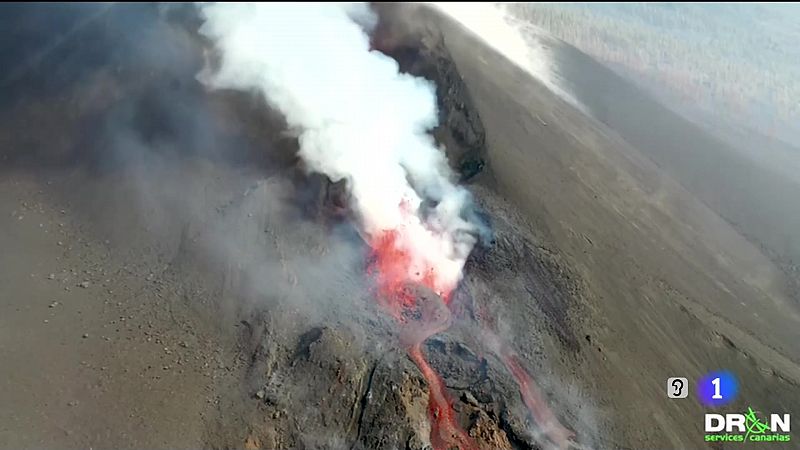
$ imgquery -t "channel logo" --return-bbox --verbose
[697,370,738,407]
[705,407,791,443]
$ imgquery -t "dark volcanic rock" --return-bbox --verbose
[372,6,489,183]
[282,326,369,447]
[353,355,431,450]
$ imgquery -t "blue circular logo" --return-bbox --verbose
[697,371,738,407]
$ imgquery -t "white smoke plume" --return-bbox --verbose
[430,2,586,113]
[198,3,477,295]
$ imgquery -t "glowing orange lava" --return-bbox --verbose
[501,349,575,450]
[368,229,475,450]
[368,226,572,450]
[409,345,476,450]
[477,308,574,449]
[368,229,446,318]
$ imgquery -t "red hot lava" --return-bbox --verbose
[368,229,476,450]
[368,223,574,450]
[480,314,575,449]
[409,346,476,450]
[368,229,440,319]
[502,351,575,449]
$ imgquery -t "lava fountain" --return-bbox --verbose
[369,228,477,450]
[369,225,575,450]
[199,3,573,449]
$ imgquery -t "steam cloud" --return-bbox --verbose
[430,2,585,113]
[198,3,478,294]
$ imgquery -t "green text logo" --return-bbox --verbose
[705,407,791,443]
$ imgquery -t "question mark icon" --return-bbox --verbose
[668,377,688,398]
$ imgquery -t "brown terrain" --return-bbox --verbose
[1,4,798,450]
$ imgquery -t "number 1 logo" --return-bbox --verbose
[711,377,722,399]
[697,371,738,407]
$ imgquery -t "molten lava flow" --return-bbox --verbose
[501,348,575,450]
[371,228,575,450]
[368,229,440,320]
[477,308,574,449]
[369,229,476,450]
[408,345,476,450]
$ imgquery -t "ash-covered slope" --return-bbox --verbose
[2,4,799,450]
[208,5,800,448]
[412,6,800,450]
[0,4,581,449]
